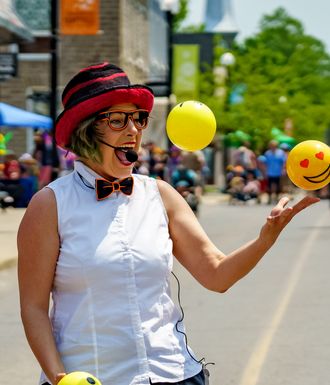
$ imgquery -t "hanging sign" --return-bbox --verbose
[60,0,100,35]
[172,44,200,102]
[0,53,17,80]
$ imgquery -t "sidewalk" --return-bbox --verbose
[201,191,230,205]
[0,208,25,270]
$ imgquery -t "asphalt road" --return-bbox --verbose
[1,196,329,385]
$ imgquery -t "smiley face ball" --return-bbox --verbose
[166,101,216,152]
[58,372,102,385]
[286,140,330,190]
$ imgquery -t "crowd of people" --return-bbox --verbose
[1,132,328,210]
[0,131,77,208]
[0,133,212,209]
[224,140,295,204]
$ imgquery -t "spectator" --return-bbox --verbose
[17,153,40,207]
[166,145,182,182]
[227,165,246,203]
[1,153,23,206]
[279,143,294,196]
[233,141,257,171]
[243,170,261,201]
[263,140,286,204]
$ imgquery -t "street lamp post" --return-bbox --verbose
[219,52,235,175]
[220,51,235,111]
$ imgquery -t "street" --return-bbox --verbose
[1,196,329,385]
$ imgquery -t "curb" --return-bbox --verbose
[0,257,17,271]
[201,193,230,205]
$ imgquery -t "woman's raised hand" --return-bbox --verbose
[260,195,320,243]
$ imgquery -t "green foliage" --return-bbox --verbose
[0,131,13,155]
[179,23,206,33]
[172,0,205,33]
[172,0,189,32]
[201,7,330,150]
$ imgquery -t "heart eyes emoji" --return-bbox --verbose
[286,140,330,190]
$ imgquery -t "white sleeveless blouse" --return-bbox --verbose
[41,161,202,385]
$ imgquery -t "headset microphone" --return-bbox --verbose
[125,149,138,162]
[98,139,138,163]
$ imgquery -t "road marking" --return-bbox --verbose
[238,210,328,385]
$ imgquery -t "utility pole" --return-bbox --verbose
[50,0,59,180]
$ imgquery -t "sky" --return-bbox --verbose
[183,0,330,53]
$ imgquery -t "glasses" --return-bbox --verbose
[95,109,150,131]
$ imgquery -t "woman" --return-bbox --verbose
[17,63,318,385]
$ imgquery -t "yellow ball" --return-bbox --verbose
[166,101,216,152]
[286,140,330,190]
[58,372,102,385]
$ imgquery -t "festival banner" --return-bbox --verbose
[172,44,200,101]
[60,0,100,35]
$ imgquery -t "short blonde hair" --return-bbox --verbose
[69,117,104,162]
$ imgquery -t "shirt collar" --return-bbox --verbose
[74,160,103,188]
[74,160,133,190]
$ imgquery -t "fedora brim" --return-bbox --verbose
[55,85,154,149]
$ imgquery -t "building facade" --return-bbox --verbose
[0,0,170,156]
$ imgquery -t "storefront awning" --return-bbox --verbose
[0,0,33,44]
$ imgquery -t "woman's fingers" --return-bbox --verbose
[267,206,292,223]
[277,196,291,208]
[261,195,320,242]
[269,195,319,219]
[267,195,320,226]
[269,196,291,217]
[291,195,320,216]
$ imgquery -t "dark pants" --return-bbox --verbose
[150,370,205,385]
[267,176,281,195]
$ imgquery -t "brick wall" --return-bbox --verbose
[59,0,121,86]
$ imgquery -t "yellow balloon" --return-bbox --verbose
[286,140,330,190]
[166,101,216,151]
[58,372,102,385]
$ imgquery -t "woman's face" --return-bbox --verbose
[89,103,146,179]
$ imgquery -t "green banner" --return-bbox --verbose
[172,44,200,101]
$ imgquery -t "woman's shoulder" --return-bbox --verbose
[22,187,57,226]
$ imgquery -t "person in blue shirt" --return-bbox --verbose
[263,140,287,204]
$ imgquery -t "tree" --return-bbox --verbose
[172,0,205,32]
[172,0,189,32]
[203,7,330,150]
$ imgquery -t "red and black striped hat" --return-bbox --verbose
[55,62,154,148]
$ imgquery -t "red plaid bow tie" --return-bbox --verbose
[95,177,134,200]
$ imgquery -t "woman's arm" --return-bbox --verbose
[157,180,319,293]
[17,188,66,384]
